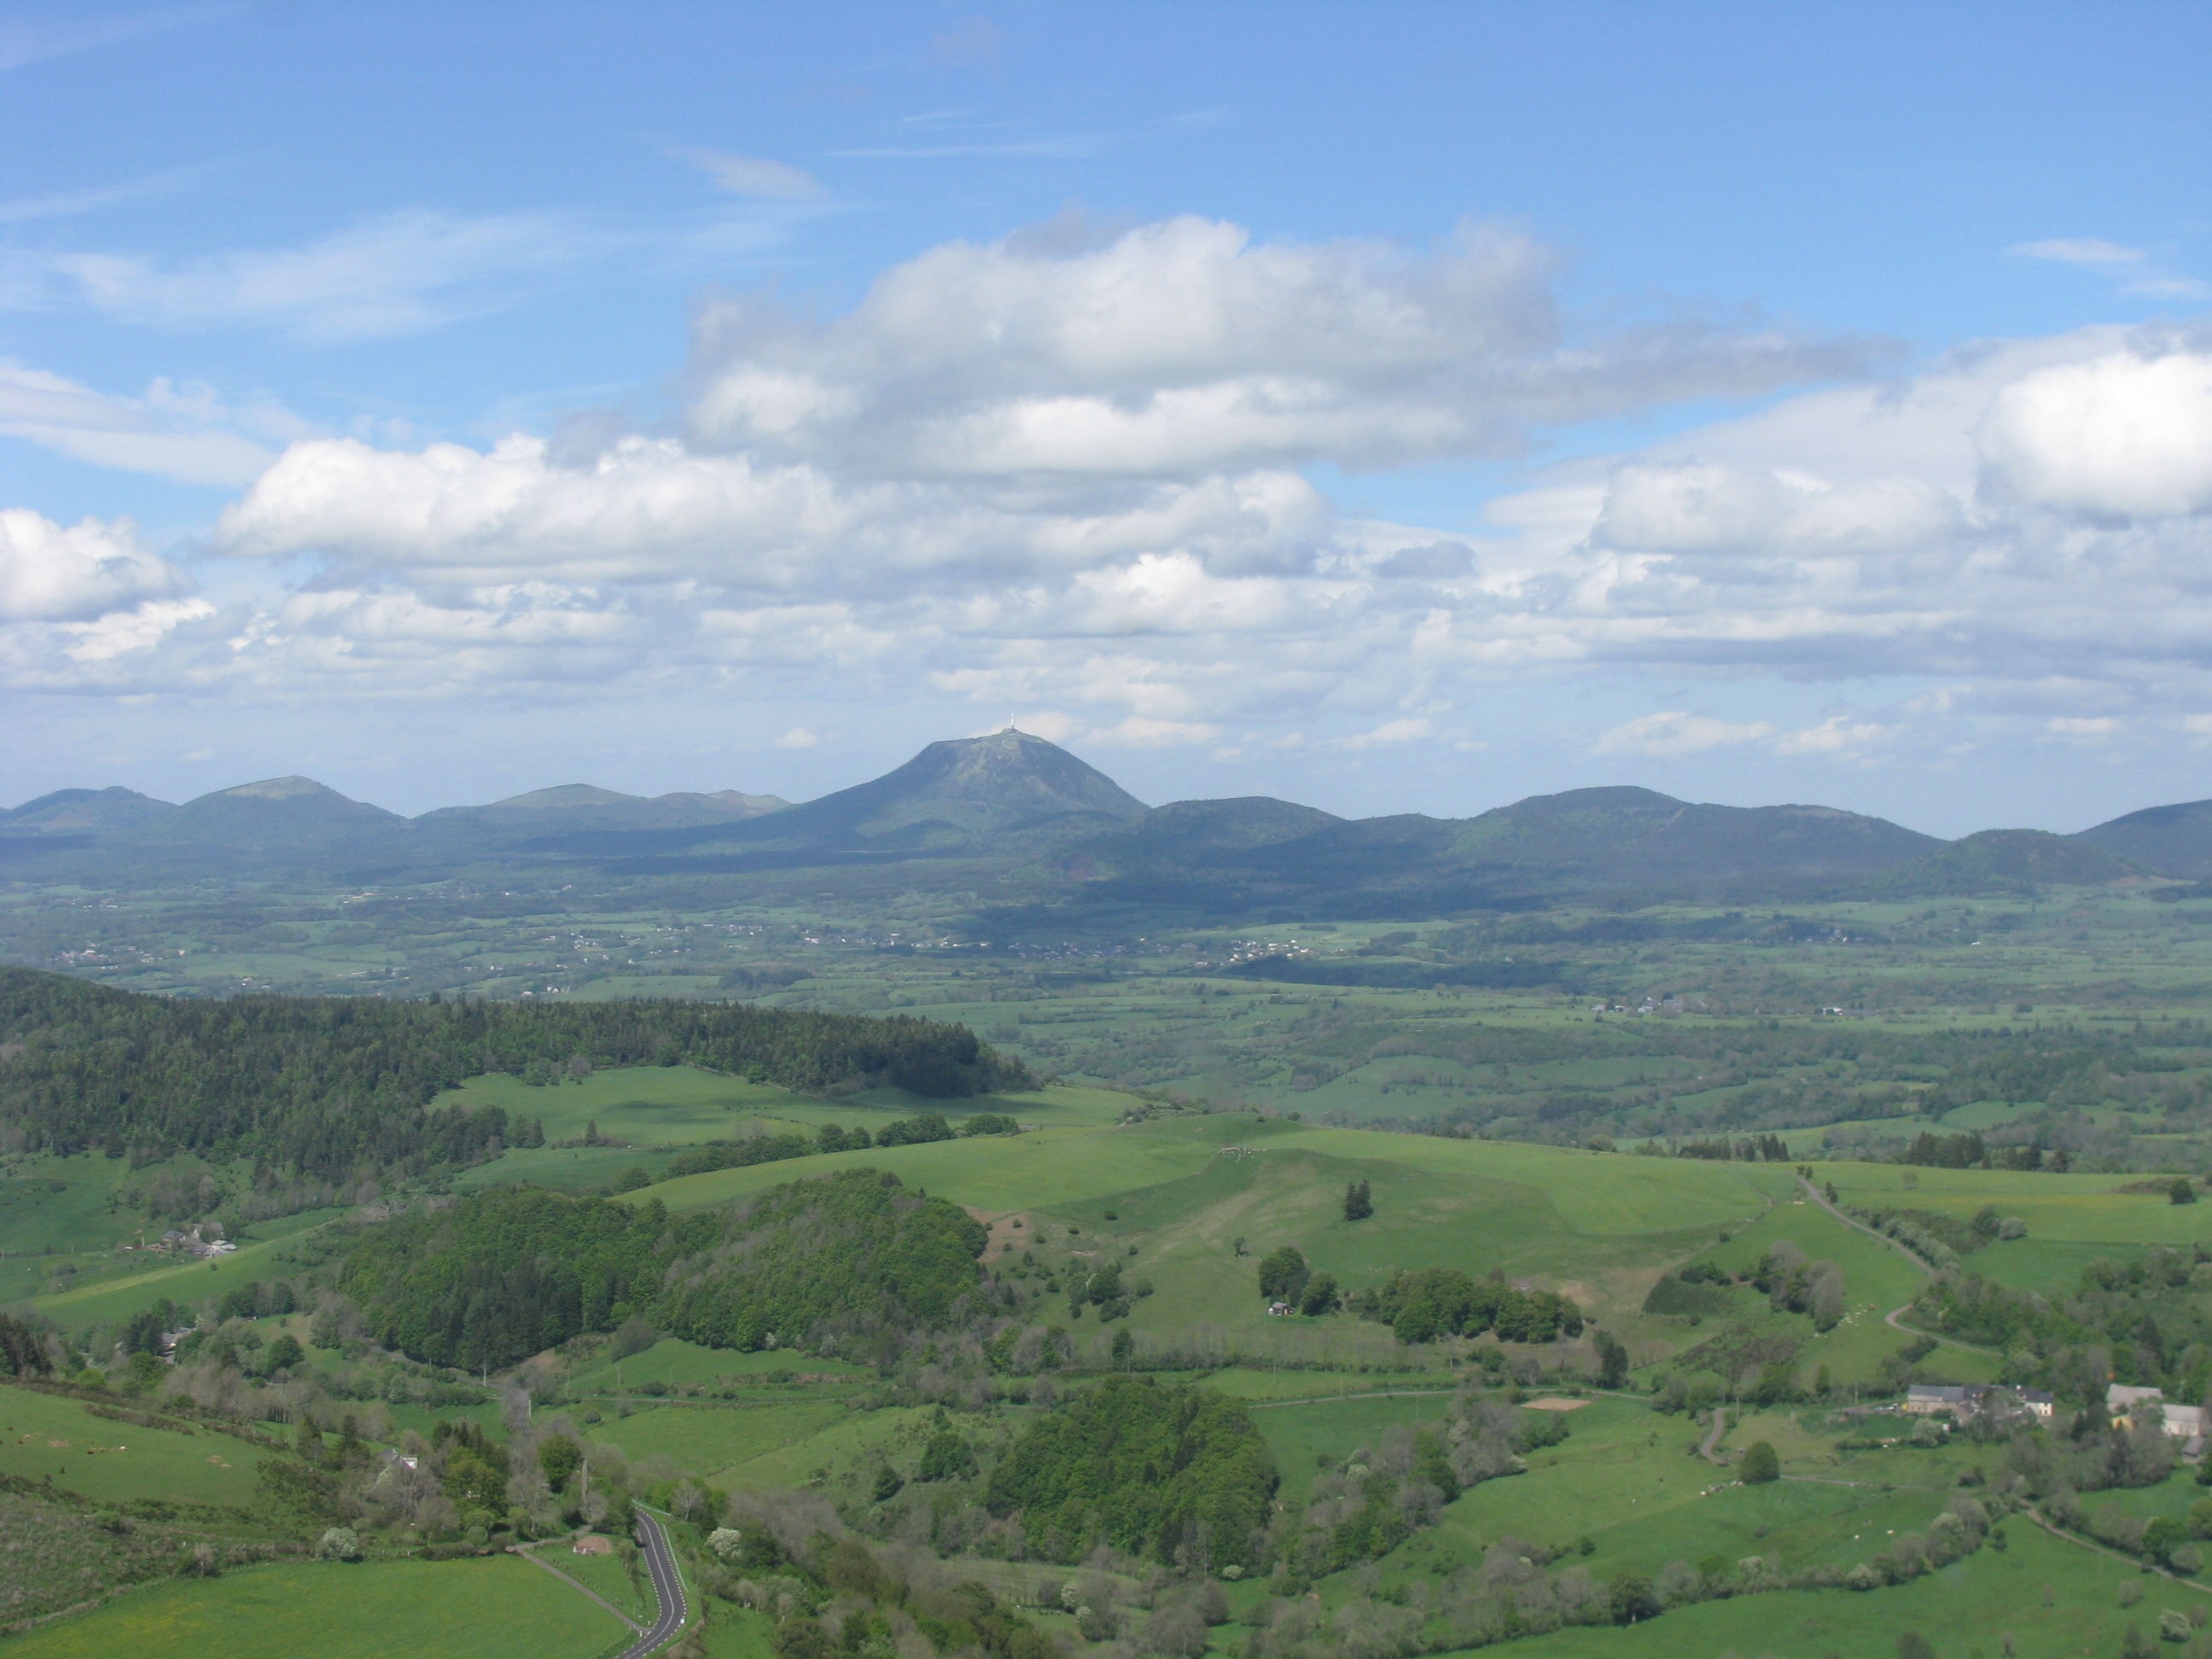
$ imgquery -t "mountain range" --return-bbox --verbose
[4,729,2209,920]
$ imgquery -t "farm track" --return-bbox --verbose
[1796,1176,2000,1355]
[1699,1405,1729,1463]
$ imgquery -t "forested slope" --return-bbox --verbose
[0,966,1030,1179]
[341,1169,992,1370]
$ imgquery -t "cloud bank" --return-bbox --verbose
[5,215,2211,775]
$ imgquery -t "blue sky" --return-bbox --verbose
[2,1,2209,833]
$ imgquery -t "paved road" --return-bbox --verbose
[616,1509,689,1659]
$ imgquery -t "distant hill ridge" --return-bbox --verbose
[4,728,2209,905]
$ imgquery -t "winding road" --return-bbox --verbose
[616,1509,690,1659]
[1795,1175,1998,1355]
[1699,1404,1729,1463]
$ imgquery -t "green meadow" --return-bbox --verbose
[544,1537,656,1625]
[588,1398,856,1481]
[1503,1522,2207,1659]
[0,1387,274,1509]
[0,1556,626,1659]
[564,1336,869,1395]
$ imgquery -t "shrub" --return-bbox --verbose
[1257,1247,1308,1304]
[1300,1273,1341,1316]
[1738,1441,1780,1484]
[917,1431,975,1482]
[1609,1572,1660,1624]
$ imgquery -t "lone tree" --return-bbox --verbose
[1342,1179,1373,1221]
[1739,1440,1781,1484]
[1592,1329,1630,1389]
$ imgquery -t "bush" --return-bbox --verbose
[317,1527,364,1561]
[917,1430,975,1482]
[876,1114,955,1147]
[1738,1441,1780,1484]
[1299,1273,1341,1316]
[1609,1572,1660,1624]
[1257,1247,1308,1304]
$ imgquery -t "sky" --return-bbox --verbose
[2,1,2209,836]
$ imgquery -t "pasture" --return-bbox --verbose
[1502,1522,2209,1659]
[0,1555,627,1659]
[1822,1161,2212,1245]
[588,1398,864,1485]
[0,1386,271,1509]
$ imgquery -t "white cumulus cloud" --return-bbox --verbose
[0,509,190,621]
[1978,349,2212,519]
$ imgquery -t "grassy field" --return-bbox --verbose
[29,1221,335,1328]
[1662,1193,1953,1387]
[432,1068,1132,1150]
[431,1064,825,1144]
[1227,1378,2212,1659]
[0,1555,629,1658]
[542,1536,655,1625]
[586,1398,858,1481]
[0,1386,273,1509]
[1500,1521,2208,1659]
[633,1113,1781,1355]
[1823,1161,2212,1243]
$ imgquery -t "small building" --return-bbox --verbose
[2106,1385,2203,1440]
[1903,1383,2054,1423]
[1903,1384,1969,1416]
[1266,1301,1293,1318]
